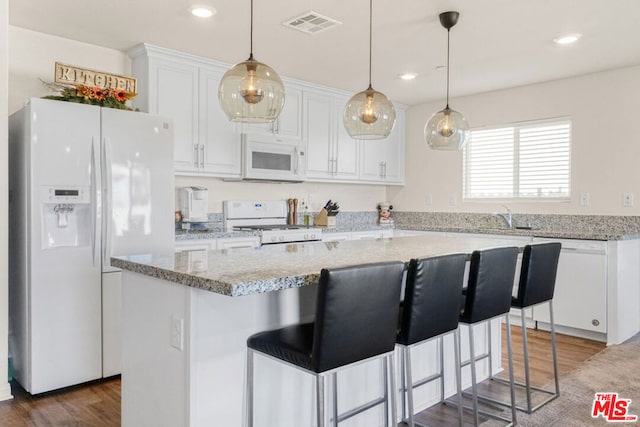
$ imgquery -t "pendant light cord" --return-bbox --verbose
[368,0,373,89]
[249,0,254,60]
[445,27,450,109]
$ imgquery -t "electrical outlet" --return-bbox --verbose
[580,192,590,206]
[425,195,433,206]
[170,316,184,351]
[449,194,457,206]
[623,192,634,207]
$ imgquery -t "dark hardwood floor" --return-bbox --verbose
[0,326,605,426]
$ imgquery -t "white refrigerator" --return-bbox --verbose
[8,98,174,394]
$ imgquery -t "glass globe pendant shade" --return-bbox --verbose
[424,106,470,150]
[343,87,396,140]
[218,56,285,123]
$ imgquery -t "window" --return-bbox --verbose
[463,119,571,200]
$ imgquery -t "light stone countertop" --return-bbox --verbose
[113,235,523,297]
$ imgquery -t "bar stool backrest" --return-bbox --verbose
[311,261,405,373]
[461,247,519,324]
[398,253,468,346]
[514,243,562,308]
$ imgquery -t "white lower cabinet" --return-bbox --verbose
[532,238,607,335]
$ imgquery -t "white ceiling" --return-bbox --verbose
[9,0,640,106]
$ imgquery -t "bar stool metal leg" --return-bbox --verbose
[468,324,480,427]
[453,329,464,427]
[400,348,407,422]
[439,337,445,402]
[403,347,415,427]
[317,374,325,427]
[389,353,398,427]
[382,357,389,426]
[246,349,254,427]
[332,372,338,427]
[521,308,532,411]
[550,301,560,397]
[505,315,517,425]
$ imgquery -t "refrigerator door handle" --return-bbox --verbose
[91,137,101,267]
[102,137,113,268]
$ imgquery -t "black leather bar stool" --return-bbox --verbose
[245,261,405,427]
[396,253,468,427]
[455,246,519,426]
[509,242,562,413]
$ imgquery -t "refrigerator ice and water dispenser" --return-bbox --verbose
[40,186,91,249]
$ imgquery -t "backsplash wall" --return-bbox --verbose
[174,176,388,214]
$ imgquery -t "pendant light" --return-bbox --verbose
[343,0,396,140]
[424,11,470,150]
[218,0,285,123]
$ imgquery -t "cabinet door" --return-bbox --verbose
[334,99,359,180]
[241,86,303,142]
[359,108,405,184]
[199,68,241,176]
[305,92,359,182]
[532,239,607,334]
[275,87,303,140]
[150,59,199,173]
[304,92,334,179]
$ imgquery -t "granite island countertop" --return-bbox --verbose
[114,234,522,297]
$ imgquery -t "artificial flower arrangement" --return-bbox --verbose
[42,80,138,111]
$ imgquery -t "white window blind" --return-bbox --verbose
[463,119,571,200]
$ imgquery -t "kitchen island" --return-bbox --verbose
[113,235,526,427]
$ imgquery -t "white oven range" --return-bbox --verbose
[223,200,322,245]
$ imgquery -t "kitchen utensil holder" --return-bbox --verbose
[313,209,336,227]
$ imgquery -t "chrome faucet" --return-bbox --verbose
[495,205,514,229]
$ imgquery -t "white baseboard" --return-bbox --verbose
[0,381,13,402]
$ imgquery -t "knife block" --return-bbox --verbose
[313,208,336,227]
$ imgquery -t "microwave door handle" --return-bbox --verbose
[294,147,300,175]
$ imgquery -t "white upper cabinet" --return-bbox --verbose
[130,44,241,177]
[304,91,359,181]
[241,85,303,142]
[199,68,241,176]
[130,44,405,184]
[359,108,405,185]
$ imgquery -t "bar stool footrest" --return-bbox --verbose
[444,397,515,426]
[336,395,387,423]
[489,376,560,413]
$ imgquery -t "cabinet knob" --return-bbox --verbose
[592,319,600,327]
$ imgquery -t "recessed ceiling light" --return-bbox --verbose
[553,34,581,45]
[190,5,216,18]
[399,73,418,81]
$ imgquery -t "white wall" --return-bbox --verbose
[1,0,12,402]
[175,176,386,214]
[389,65,640,215]
[8,26,131,114]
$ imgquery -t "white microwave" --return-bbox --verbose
[240,135,306,182]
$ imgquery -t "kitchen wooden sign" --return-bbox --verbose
[54,62,137,93]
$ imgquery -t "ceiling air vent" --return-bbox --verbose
[283,11,342,35]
